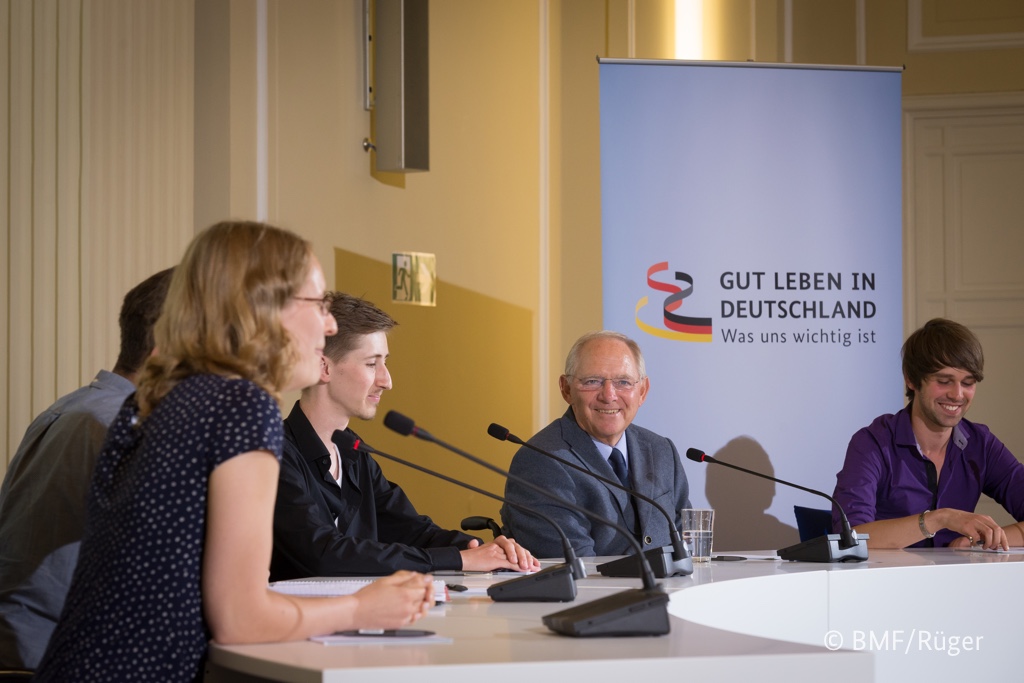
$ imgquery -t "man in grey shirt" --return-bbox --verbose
[0,268,172,670]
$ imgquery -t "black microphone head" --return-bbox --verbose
[487,423,510,441]
[383,410,416,436]
[333,430,360,452]
[490,423,527,445]
[685,448,708,463]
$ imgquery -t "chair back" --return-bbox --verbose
[460,516,502,539]
[793,505,834,542]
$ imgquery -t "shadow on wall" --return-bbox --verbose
[705,436,800,551]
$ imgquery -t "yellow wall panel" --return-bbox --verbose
[334,248,533,534]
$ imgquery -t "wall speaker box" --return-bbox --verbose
[375,0,429,172]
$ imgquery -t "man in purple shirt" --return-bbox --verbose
[833,318,1024,549]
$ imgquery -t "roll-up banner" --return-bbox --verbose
[600,60,903,549]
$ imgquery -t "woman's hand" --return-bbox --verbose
[352,571,436,628]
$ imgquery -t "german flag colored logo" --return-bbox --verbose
[635,262,713,342]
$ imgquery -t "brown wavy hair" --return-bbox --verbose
[136,221,313,416]
[902,318,984,404]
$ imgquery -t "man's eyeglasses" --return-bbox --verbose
[292,295,332,316]
[567,376,643,393]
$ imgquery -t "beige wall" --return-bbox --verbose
[2,0,194,463]
[3,0,1023,533]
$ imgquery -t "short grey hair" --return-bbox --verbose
[563,330,647,380]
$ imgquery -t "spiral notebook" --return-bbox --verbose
[269,576,449,603]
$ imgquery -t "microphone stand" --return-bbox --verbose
[384,411,671,637]
[334,431,582,602]
[686,448,868,563]
[488,423,692,578]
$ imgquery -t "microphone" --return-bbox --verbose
[685,448,868,563]
[487,423,692,579]
[384,411,670,637]
[332,431,583,602]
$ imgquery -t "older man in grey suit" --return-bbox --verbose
[502,331,691,558]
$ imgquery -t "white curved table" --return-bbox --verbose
[670,548,1021,681]
[206,549,1021,682]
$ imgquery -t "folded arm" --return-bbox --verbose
[202,451,434,644]
[272,449,463,576]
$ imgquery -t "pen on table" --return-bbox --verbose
[446,583,468,592]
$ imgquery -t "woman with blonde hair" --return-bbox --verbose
[36,221,434,682]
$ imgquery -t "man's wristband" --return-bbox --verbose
[918,510,935,539]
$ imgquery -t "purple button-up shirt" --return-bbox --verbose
[833,407,1024,548]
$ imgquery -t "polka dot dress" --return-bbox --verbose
[35,374,283,682]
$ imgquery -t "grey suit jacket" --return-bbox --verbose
[500,407,691,558]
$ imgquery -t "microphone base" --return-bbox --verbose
[487,563,577,602]
[596,546,693,578]
[542,587,670,637]
[777,533,870,563]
